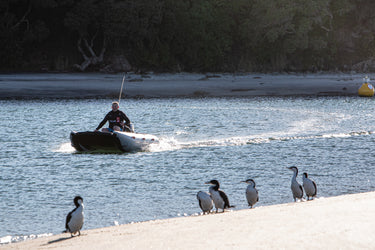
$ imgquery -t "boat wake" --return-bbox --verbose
[149,130,374,152]
[55,130,373,154]
[53,142,76,153]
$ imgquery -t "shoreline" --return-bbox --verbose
[3,191,375,249]
[0,72,366,99]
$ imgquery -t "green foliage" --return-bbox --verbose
[1,0,375,72]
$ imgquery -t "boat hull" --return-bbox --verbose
[70,131,158,152]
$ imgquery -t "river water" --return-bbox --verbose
[1,95,375,243]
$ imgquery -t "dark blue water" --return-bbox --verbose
[1,96,375,243]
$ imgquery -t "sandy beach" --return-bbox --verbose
[0,73,365,98]
[3,191,375,249]
[1,73,373,249]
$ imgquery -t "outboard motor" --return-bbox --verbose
[129,123,135,133]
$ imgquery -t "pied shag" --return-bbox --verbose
[241,179,259,208]
[196,191,213,214]
[302,172,317,200]
[64,196,84,237]
[205,180,234,213]
[287,167,304,202]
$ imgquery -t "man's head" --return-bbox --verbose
[112,101,119,111]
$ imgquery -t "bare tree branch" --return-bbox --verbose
[84,38,97,58]
[90,31,98,48]
[74,35,106,71]
[77,37,89,61]
[11,1,32,31]
[98,38,107,62]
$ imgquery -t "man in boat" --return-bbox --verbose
[95,101,132,132]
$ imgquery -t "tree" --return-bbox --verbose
[241,0,333,71]
[64,0,108,71]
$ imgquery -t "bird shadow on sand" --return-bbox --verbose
[45,234,85,245]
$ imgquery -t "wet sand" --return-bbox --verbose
[3,191,375,249]
[0,73,364,99]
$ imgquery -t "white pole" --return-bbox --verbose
[118,74,126,104]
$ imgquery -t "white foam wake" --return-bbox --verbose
[148,130,374,152]
[54,130,374,154]
[53,142,76,153]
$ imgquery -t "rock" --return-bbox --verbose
[101,55,132,73]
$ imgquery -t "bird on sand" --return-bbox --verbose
[196,191,213,214]
[302,172,317,200]
[64,196,84,237]
[205,179,234,213]
[241,179,259,208]
[287,167,304,202]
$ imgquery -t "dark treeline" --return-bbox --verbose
[1,0,375,73]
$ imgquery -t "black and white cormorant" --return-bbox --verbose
[64,196,84,237]
[196,191,213,214]
[205,180,234,213]
[241,179,259,208]
[287,167,304,202]
[302,172,317,200]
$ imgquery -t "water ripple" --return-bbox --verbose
[1,97,375,243]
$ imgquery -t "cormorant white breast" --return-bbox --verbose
[241,179,259,208]
[64,196,84,237]
[196,191,213,214]
[205,180,234,213]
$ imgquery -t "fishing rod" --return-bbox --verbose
[118,73,134,132]
[118,74,126,104]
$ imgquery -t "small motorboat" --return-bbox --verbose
[70,130,159,152]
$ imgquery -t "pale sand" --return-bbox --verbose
[4,191,375,249]
[0,73,365,98]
